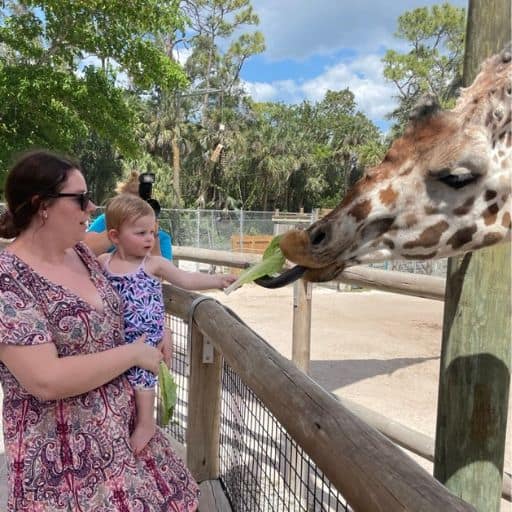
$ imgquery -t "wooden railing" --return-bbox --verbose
[172,245,511,502]
[166,284,475,511]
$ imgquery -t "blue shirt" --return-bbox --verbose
[88,213,173,260]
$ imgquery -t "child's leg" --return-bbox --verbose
[130,388,157,454]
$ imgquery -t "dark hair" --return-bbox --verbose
[0,149,82,238]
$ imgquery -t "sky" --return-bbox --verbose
[240,0,467,132]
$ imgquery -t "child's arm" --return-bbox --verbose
[149,256,237,291]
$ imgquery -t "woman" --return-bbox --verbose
[0,150,199,511]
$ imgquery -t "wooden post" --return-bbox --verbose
[186,322,223,482]
[292,278,312,374]
[434,2,511,509]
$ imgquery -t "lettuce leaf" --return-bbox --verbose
[158,361,178,426]
[224,235,285,294]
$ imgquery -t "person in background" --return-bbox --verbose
[99,194,236,453]
[85,171,173,260]
[0,150,199,511]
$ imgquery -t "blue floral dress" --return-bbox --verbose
[104,254,165,389]
[0,242,198,511]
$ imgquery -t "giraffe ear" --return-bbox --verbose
[409,94,440,121]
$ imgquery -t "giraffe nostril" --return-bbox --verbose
[310,227,327,246]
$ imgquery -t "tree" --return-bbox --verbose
[180,0,265,207]
[0,0,188,183]
[382,3,466,135]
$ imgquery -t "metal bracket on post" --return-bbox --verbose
[202,337,214,364]
[187,296,216,366]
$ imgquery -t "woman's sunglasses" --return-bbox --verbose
[46,191,92,211]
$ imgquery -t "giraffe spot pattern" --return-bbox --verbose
[403,220,450,249]
[360,218,395,241]
[379,185,398,207]
[399,165,414,176]
[453,197,475,216]
[483,203,500,225]
[404,214,417,227]
[446,225,478,250]
[485,190,497,201]
[425,206,440,215]
[482,232,503,246]
[502,211,511,229]
[348,199,372,222]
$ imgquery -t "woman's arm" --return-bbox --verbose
[0,335,162,401]
[150,256,236,290]
[84,213,113,256]
[83,231,112,256]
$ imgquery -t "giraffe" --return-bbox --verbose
[264,44,511,286]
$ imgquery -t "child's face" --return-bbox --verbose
[117,214,156,258]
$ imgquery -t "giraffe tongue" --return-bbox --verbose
[254,265,306,288]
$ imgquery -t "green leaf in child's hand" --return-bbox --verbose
[224,235,286,294]
[159,361,177,427]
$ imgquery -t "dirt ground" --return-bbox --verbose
[1,282,511,509]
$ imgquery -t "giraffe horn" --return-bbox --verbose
[501,42,511,63]
[409,94,440,121]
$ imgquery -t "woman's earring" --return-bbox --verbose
[41,210,48,223]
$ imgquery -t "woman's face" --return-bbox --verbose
[44,169,97,244]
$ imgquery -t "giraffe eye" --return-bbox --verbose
[434,167,480,189]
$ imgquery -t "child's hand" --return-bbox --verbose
[217,274,238,290]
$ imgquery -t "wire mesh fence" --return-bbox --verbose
[161,313,350,512]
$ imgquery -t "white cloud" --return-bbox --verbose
[243,55,398,126]
[251,0,467,60]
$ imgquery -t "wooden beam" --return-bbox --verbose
[171,245,446,300]
[292,279,312,373]
[186,322,223,482]
[434,3,511,510]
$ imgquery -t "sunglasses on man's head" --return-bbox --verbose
[46,191,92,211]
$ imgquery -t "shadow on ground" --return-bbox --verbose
[310,356,439,393]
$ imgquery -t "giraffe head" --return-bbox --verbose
[278,45,511,283]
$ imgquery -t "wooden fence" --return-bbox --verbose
[172,244,511,502]
[165,284,475,512]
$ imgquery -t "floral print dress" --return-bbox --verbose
[0,242,199,511]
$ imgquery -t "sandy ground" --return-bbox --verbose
[0,282,511,510]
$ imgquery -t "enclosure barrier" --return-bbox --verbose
[165,284,474,511]
[172,246,446,300]
[172,244,511,502]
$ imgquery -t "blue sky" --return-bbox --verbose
[240,0,467,131]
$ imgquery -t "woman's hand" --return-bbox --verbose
[131,335,163,374]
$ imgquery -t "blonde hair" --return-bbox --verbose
[105,194,154,231]
[115,170,140,195]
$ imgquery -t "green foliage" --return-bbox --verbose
[382,2,466,135]
[0,0,187,181]
[158,361,177,427]
[224,235,285,294]
[74,133,125,206]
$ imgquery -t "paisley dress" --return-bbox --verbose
[103,255,164,390]
[0,243,199,511]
